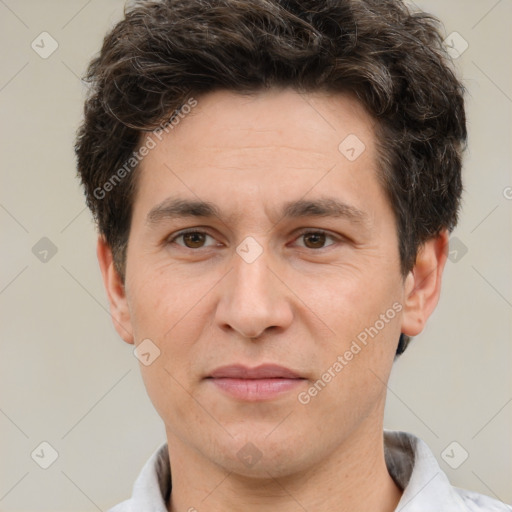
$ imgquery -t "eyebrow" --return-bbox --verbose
[146,196,369,227]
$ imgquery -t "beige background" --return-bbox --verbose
[0,0,511,510]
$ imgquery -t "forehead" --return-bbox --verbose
[163,88,376,158]
[132,88,384,225]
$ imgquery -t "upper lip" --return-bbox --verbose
[208,364,303,379]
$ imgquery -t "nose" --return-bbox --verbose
[215,244,294,340]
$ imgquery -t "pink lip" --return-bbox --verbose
[206,364,305,401]
[208,364,302,379]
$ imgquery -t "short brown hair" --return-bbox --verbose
[75,0,467,356]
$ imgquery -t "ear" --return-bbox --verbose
[96,236,134,344]
[401,229,449,337]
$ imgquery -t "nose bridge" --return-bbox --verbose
[231,244,276,312]
[216,241,292,339]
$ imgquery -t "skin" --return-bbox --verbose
[98,88,448,512]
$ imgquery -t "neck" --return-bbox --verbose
[165,420,402,512]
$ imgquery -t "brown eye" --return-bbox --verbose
[294,230,337,250]
[169,230,217,249]
[182,232,207,248]
[303,232,327,249]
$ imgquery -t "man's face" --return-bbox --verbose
[116,89,413,476]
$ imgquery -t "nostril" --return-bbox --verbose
[248,325,278,340]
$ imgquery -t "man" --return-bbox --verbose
[75,0,511,510]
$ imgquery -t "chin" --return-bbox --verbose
[209,431,312,479]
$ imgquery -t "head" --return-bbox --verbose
[76,0,466,479]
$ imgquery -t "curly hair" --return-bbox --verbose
[75,0,467,356]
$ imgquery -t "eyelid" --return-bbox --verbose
[167,227,219,247]
[291,228,340,248]
[166,227,344,249]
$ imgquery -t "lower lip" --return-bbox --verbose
[208,378,304,401]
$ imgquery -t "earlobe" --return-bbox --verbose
[96,236,134,344]
[400,230,449,337]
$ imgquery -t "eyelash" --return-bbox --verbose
[167,228,340,250]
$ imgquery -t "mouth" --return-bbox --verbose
[205,364,306,401]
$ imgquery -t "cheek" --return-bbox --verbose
[299,259,401,347]
[127,262,209,338]
[297,305,401,434]
[298,265,403,421]
[126,267,210,402]
[132,305,207,434]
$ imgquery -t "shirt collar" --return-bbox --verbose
[383,430,467,511]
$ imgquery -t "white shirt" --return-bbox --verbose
[108,430,511,511]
